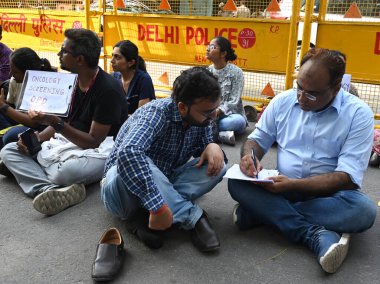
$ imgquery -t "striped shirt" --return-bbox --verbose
[104,98,214,211]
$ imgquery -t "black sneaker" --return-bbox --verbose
[126,208,163,249]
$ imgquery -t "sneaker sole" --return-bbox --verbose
[319,233,350,273]
[33,184,86,215]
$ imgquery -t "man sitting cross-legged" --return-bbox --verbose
[228,48,377,273]
[0,28,128,216]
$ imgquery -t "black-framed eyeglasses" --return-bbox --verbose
[294,81,331,101]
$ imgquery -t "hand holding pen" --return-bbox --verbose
[239,147,263,178]
[251,148,259,178]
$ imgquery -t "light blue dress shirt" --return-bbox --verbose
[248,89,374,188]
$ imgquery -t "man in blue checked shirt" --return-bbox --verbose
[101,67,227,252]
[228,48,377,273]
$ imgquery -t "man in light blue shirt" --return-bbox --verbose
[228,48,377,273]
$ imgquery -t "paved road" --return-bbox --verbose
[1,122,379,283]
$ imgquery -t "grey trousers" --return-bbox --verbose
[0,142,106,197]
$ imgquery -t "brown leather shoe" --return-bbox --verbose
[91,228,125,282]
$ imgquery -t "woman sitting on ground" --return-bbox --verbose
[111,40,155,115]
[206,36,247,145]
[0,47,55,147]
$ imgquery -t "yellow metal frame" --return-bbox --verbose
[318,0,328,21]
[284,0,301,90]
[376,114,380,129]
[2,1,379,128]
[299,0,315,62]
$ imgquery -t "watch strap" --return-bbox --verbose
[51,117,65,133]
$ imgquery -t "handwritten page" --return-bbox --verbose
[223,164,279,183]
[17,70,78,116]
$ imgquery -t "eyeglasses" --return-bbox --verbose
[58,47,75,56]
[295,82,330,101]
[206,44,219,51]
[198,108,218,119]
[294,87,317,101]
[189,105,217,119]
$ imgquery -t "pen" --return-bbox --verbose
[251,148,258,178]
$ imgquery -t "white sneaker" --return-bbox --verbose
[32,184,86,215]
[218,131,235,145]
[232,203,239,225]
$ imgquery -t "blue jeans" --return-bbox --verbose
[0,112,14,130]
[218,114,247,135]
[228,179,377,245]
[2,125,29,146]
[101,158,227,230]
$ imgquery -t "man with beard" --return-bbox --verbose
[101,67,227,252]
[0,28,127,215]
[228,48,377,273]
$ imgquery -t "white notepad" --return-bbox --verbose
[223,164,279,183]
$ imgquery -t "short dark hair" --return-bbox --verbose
[213,36,237,62]
[114,40,146,72]
[64,28,101,68]
[11,47,54,73]
[171,67,221,105]
[300,48,346,86]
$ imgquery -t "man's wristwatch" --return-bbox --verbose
[0,104,10,114]
[51,117,65,133]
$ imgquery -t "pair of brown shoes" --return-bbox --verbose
[92,228,125,282]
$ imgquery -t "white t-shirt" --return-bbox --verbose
[6,77,22,106]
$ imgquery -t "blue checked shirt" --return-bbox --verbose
[104,98,214,212]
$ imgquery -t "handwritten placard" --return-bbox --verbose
[17,70,78,116]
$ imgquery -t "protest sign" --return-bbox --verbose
[17,70,78,116]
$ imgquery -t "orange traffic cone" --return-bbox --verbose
[223,0,237,11]
[158,72,169,85]
[115,0,125,9]
[344,2,362,18]
[159,0,171,11]
[266,0,281,12]
[261,82,275,97]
